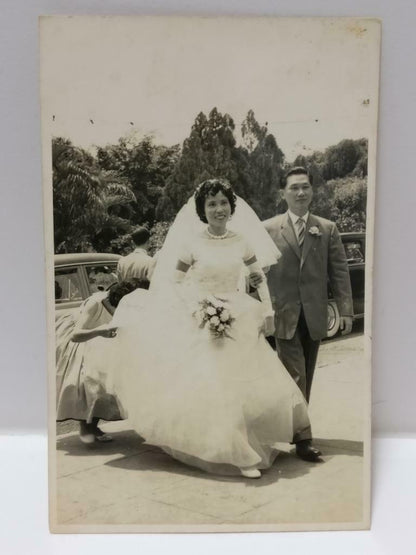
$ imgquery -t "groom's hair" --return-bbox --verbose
[194,178,237,223]
[281,167,313,188]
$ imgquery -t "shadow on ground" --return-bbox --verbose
[57,429,321,485]
[313,438,363,457]
[56,429,148,458]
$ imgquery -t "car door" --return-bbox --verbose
[55,264,90,316]
[83,262,119,295]
[343,237,365,318]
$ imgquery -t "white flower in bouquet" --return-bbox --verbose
[206,294,219,307]
[220,309,230,322]
[210,316,220,326]
[196,296,235,339]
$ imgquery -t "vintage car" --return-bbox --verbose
[54,253,120,317]
[326,232,365,337]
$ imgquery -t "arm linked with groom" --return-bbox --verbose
[263,166,354,460]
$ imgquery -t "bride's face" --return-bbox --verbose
[204,191,231,228]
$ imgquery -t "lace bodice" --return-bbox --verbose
[179,232,254,295]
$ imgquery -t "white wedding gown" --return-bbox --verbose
[90,232,310,475]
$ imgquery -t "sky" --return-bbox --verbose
[41,16,380,161]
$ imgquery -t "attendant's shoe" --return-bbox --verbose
[240,468,261,479]
[295,439,322,462]
[79,422,95,444]
[91,426,113,443]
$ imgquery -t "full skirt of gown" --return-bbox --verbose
[87,287,310,475]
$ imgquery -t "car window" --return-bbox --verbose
[55,268,83,303]
[344,241,364,264]
[86,264,118,293]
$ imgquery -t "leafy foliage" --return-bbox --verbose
[52,138,136,253]
[52,111,368,255]
[156,109,240,218]
[295,138,368,183]
[148,221,172,257]
[237,110,285,218]
[97,136,180,225]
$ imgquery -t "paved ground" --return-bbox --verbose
[54,333,367,531]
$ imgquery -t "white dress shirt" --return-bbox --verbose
[117,248,156,282]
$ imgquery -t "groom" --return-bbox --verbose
[263,167,353,461]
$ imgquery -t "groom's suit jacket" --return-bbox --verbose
[264,212,353,341]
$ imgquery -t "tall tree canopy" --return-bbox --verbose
[53,138,135,253]
[237,110,285,218]
[97,136,180,225]
[157,109,240,219]
[156,108,285,220]
[52,111,368,254]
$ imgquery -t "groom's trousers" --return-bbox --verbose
[275,310,321,442]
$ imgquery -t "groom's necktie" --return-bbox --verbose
[296,217,306,248]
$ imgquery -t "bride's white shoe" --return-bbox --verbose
[240,468,261,478]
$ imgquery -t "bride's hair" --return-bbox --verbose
[194,178,237,223]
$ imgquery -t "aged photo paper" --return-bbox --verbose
[40,16,380,533]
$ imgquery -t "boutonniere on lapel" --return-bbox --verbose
[308,226,322,237]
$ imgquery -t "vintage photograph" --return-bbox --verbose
[40,16,380,532]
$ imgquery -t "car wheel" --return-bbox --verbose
[327,300,340,338]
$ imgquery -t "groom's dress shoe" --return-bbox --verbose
[295,440,322,462]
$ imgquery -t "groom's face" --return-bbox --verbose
[283,173,313,216]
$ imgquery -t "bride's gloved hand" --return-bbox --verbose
[249,271,263,289]
[263,315,275,337]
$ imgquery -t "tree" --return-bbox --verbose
[157,108,286,221]
[323,139,364,180]
[52,138,135,253]
[157,108,240,218]
[293,152,325,187]
[97,137,180,225]
[238,110,285,218]
[53,120,369,254]
[330,177,367,232]
[311,177,367,231]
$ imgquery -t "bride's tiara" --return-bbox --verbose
[194,178,233,197]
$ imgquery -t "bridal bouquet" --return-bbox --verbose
[194,295,235,340]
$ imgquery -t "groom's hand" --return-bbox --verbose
[249,272,263,289]
[340,316,353,335]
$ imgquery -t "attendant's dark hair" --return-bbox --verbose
[107,278,149,308]
[131,226,150,246]
[194,178,237,223]
[281,166,313,188]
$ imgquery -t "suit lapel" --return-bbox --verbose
[281,213,301,259]
[301,214,320,269]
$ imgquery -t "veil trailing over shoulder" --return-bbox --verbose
[150,194,281,294]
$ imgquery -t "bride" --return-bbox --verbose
[96,178,311,478]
